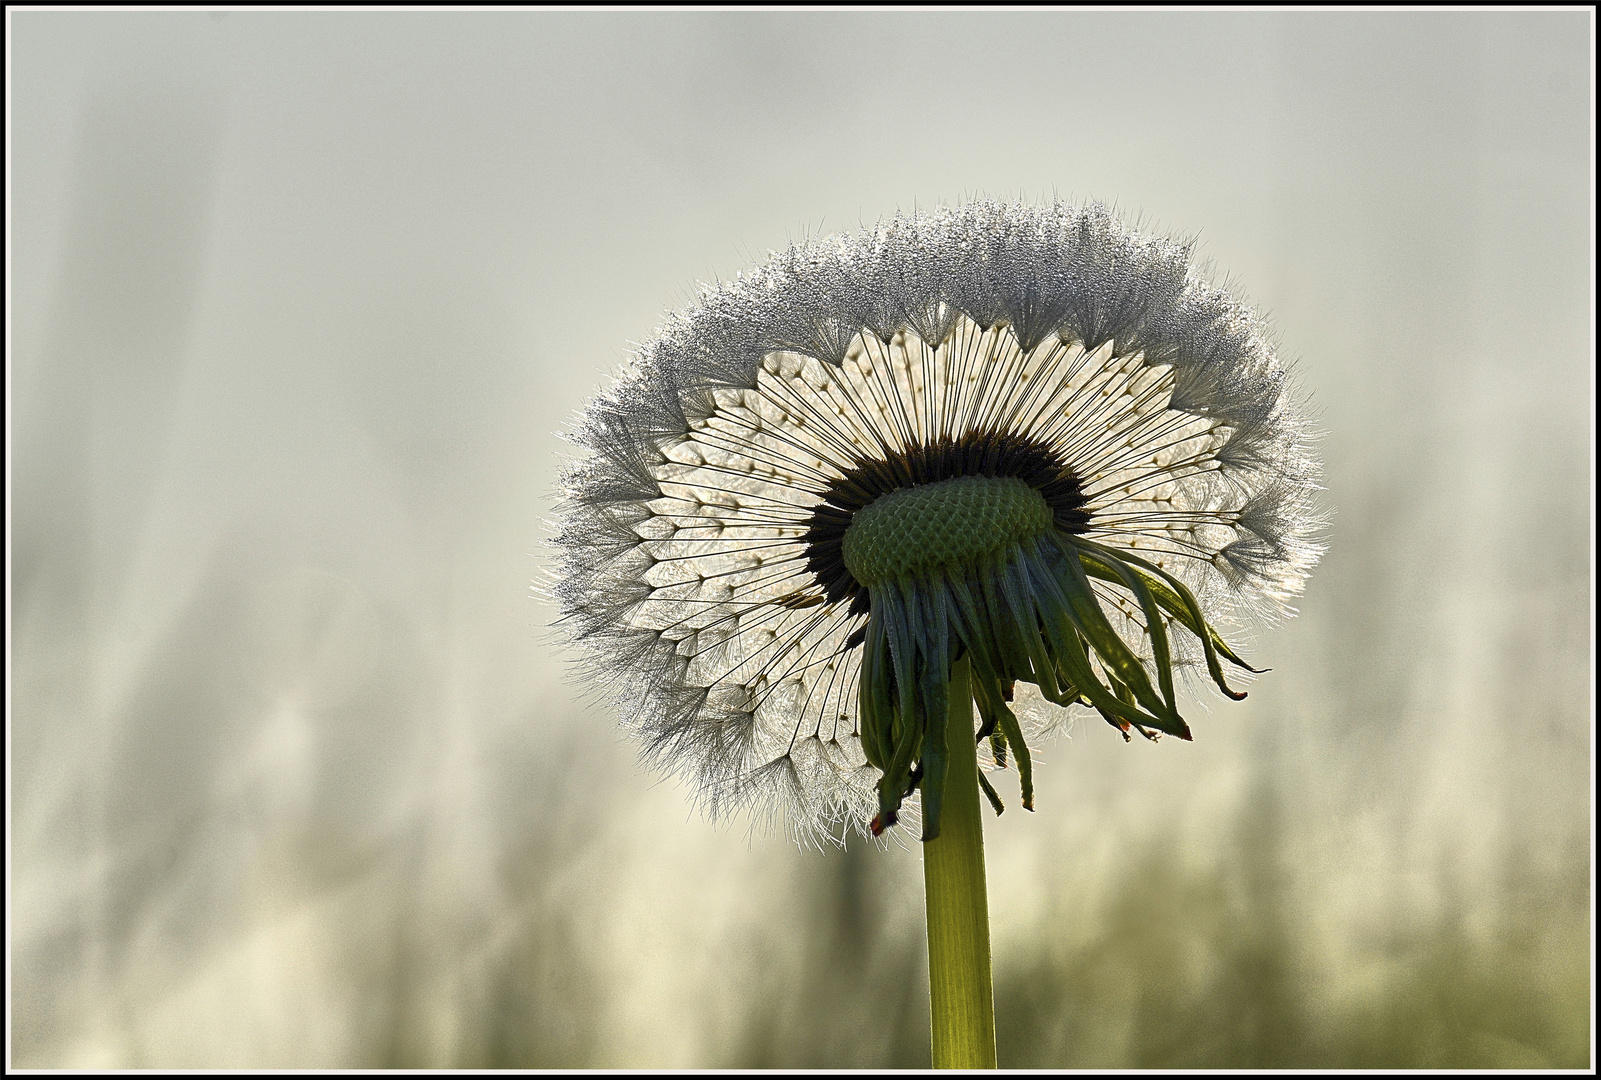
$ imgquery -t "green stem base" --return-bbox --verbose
[922,655,998,1068]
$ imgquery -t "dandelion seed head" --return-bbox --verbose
[552,200,1324,846]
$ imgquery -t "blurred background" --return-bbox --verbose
[9,10,1591,1069]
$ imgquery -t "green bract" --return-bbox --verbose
[851,487,1258,838]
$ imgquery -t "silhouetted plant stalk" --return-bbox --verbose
[921,656,995,1068]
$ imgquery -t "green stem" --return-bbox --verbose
[922,654,997,1069]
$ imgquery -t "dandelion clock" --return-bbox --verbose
[551,201,1323,1067]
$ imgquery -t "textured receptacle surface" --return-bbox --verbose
[842,475,1053,587]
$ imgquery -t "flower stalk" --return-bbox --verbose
[552,199,1325,1069]
[922,655,997,1069]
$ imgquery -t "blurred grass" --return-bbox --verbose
[993,784,1589,1070]
[18,534,1586,1069]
